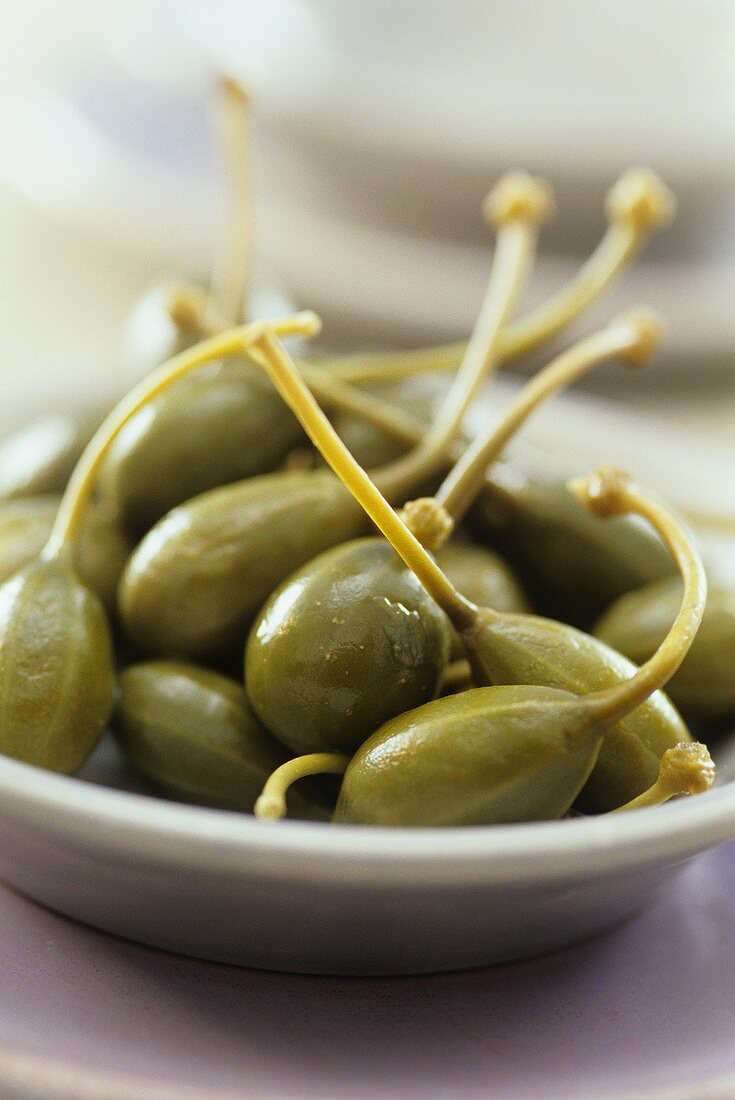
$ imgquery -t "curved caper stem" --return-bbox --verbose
[316,168,674,386]
[43,312,321,562]
[368,172,553,502]
[570,468,707,724]
[210,74,251,327]
[435,310,662,524]
[255,753,349,821]
[609,743,715,812]
[244,327,478,630]
[501,168,674,360]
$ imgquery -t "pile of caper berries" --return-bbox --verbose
[0,81,722,826]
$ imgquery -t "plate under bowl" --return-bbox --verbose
[0,743,733,976]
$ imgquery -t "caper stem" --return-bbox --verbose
[43,313,320,562]
[312,168,674,385]
[372,173,551,502]
[436,311,661,523]
[245,329,479,630]
[210,74,251,327]
[570,469,707,724]
[255,753,350,821]
[320,344,464,384]
[609,743,715,812]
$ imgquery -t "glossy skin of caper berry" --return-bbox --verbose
[0,560,115,773]
[246,539,451,755]
[334,685,602,826]
[471,473,675,627]
[595,579,735,719]
[114,661,328,818]
[119,470,367,657]
[100,361,304,533]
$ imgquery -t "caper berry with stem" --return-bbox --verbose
[256,506,706,826]
[245,303,640,757]
[243,310,660,758]
[244,316,703,812]
[120,171,552,657]
[0,313,317,773]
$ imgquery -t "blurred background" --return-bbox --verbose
[0,0,732,526]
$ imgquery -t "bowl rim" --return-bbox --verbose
[0,751,733,884]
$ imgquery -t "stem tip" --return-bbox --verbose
[613,309,664,366]
[400,497,455,551]
[568,467,636,519]
[218,72,250,104]
[658,742,715,797]
[606,169,676,233]
[483,171,555,228]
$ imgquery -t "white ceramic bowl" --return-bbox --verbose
[0,738,733,976]
[0,373,734,976]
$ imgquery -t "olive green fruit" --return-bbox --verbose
[0,496,133,615]
[246,539,451,755]
[119,470,366,657]
[100,361,304,532]
[0,412,98,501]
[436,539,530,616]
[461,608,689,812]
[331,377,440,469]
[470,473,675,627]
[334,686,608,826]
[114,661,328,817]
[595,579,735,719]
[0,559,115,772]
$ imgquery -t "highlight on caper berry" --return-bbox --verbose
[0,71,722,835]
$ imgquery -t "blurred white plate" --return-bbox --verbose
[2,2,735,374]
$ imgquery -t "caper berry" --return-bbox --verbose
[246,538,451,755]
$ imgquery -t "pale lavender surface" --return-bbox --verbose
[0,843,733,1099]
